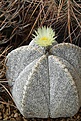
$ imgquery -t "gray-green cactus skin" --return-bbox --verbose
[6,40,81,118]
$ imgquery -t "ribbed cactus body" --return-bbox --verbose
[6,41,81,118]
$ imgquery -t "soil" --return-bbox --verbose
[0,102,81,121]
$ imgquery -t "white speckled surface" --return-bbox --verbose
[6,42,81,118]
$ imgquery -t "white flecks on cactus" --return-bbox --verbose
[6,27,81,118]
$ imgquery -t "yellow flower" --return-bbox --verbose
[33,26,56,47]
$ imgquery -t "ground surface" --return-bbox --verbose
[0,102,81,121]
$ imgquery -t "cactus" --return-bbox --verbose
[6,38,81,118]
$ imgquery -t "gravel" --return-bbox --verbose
[0,103,81,121]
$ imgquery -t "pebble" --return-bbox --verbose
[11,113,14,117]
[0,112,2,116]
[0,116,2,120]
[3,117,9,120]
[14,113,19,118]
[16,116,23,121]
[23,118,28,121]
[10,118,16,121]
[0,104,5,110]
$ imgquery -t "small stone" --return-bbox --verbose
[3,116,9,120]
[3,114,6,119]
[14,113,19,118]
[0,104,5,110]
[77,115,80,119]
[0,116,2,120]
[10,118,16,121]
[11,113,14,117]
[0,112,2,116]
[15,116,23,121]
[5,108,9,116]
[23,118,28,121]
